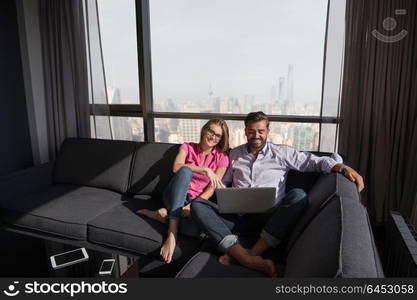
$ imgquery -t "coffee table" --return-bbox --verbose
[44,240,140,278]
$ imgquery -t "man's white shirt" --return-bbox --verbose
[222,142,343,205]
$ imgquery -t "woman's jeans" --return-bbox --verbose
[162,166,201,237]
[190,188,309,253]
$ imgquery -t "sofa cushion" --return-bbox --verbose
[285,173,338,253]
[87,195,201,258]
[285,174,381,277]
[0,184,123,240]
[285,195,342,277]
[127,143,180,195]
[175,252,266,278]
[135,234,203,278]
[198,237,288,271]
[175,237,288,278]
[53,138,137,193]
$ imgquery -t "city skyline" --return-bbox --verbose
[97,0,328,106]
[92,82,328,152]
[91,0,336,152]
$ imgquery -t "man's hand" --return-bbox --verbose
[343,166,365,192]
[181,204,191,217]
[333,163,365,192]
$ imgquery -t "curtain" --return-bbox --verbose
[411,193,417,228]
[39,0,90,160]
[339,0,417,226]
[83,0,113,140]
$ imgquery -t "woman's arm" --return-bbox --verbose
[199,167,228,200]
[172,149,223,188]
[182,167,228,217]
[172,149,207,173]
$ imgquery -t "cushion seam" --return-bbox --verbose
[286,173,338,254]
[365,209,381,276]
[335,174,343,277]
[87,224,163,245]
[125,144,139,193]
[4,208,88,226]
[86,239,149,256]
[4,201,122,226]
[319,173,339,209]
[175,251,206,278]
[6,223,84,240]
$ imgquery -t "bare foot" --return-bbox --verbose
[160,233,176,264]
[137,208,167,223]
[239,256,277,277]
[219,254,235,265]
[220,247,260,265]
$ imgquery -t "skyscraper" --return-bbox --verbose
[208,82,214,112]
[278,77,286,103]
[270,84,277,102]
[287,64,294,103]
[278,77,286,113]
[208,82,214,99]
[107,87,132,140]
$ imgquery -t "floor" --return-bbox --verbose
[0,230,49,277]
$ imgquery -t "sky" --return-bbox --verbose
[97,0,330,105]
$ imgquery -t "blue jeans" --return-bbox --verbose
[163,166,193,220]
[190,188,308,253]
[162,166,201,237]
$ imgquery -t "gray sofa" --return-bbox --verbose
[177,171,385,277]
[0,138,384,277]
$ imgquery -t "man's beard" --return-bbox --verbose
[248,138,266,152]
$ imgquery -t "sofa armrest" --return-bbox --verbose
[286,173,360,254]
[0,162,54,201]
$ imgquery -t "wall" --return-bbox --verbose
[0,0,48,277]
[0,0,33,175]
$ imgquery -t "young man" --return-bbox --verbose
[191,111,364,277]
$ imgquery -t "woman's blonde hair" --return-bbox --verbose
[200,119,230,152]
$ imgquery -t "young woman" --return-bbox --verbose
[137,119,230,263]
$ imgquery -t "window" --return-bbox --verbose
[155,118,205,144]
[150,0,327,116]
[91,116,144,141]
[85,0,140,105]
[85,0,143,140]
[87,0,346,153]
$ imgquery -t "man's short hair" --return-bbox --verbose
[244,111,270,128]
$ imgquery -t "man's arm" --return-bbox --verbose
[284,145,338,174]
[221,150,235,187]
[221,166,233,187]
[283,145,365,192]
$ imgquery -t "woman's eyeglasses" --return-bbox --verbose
[206,128,222,139]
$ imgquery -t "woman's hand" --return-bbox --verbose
[204,168,225,189]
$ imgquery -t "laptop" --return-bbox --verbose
[215,187,277,213]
